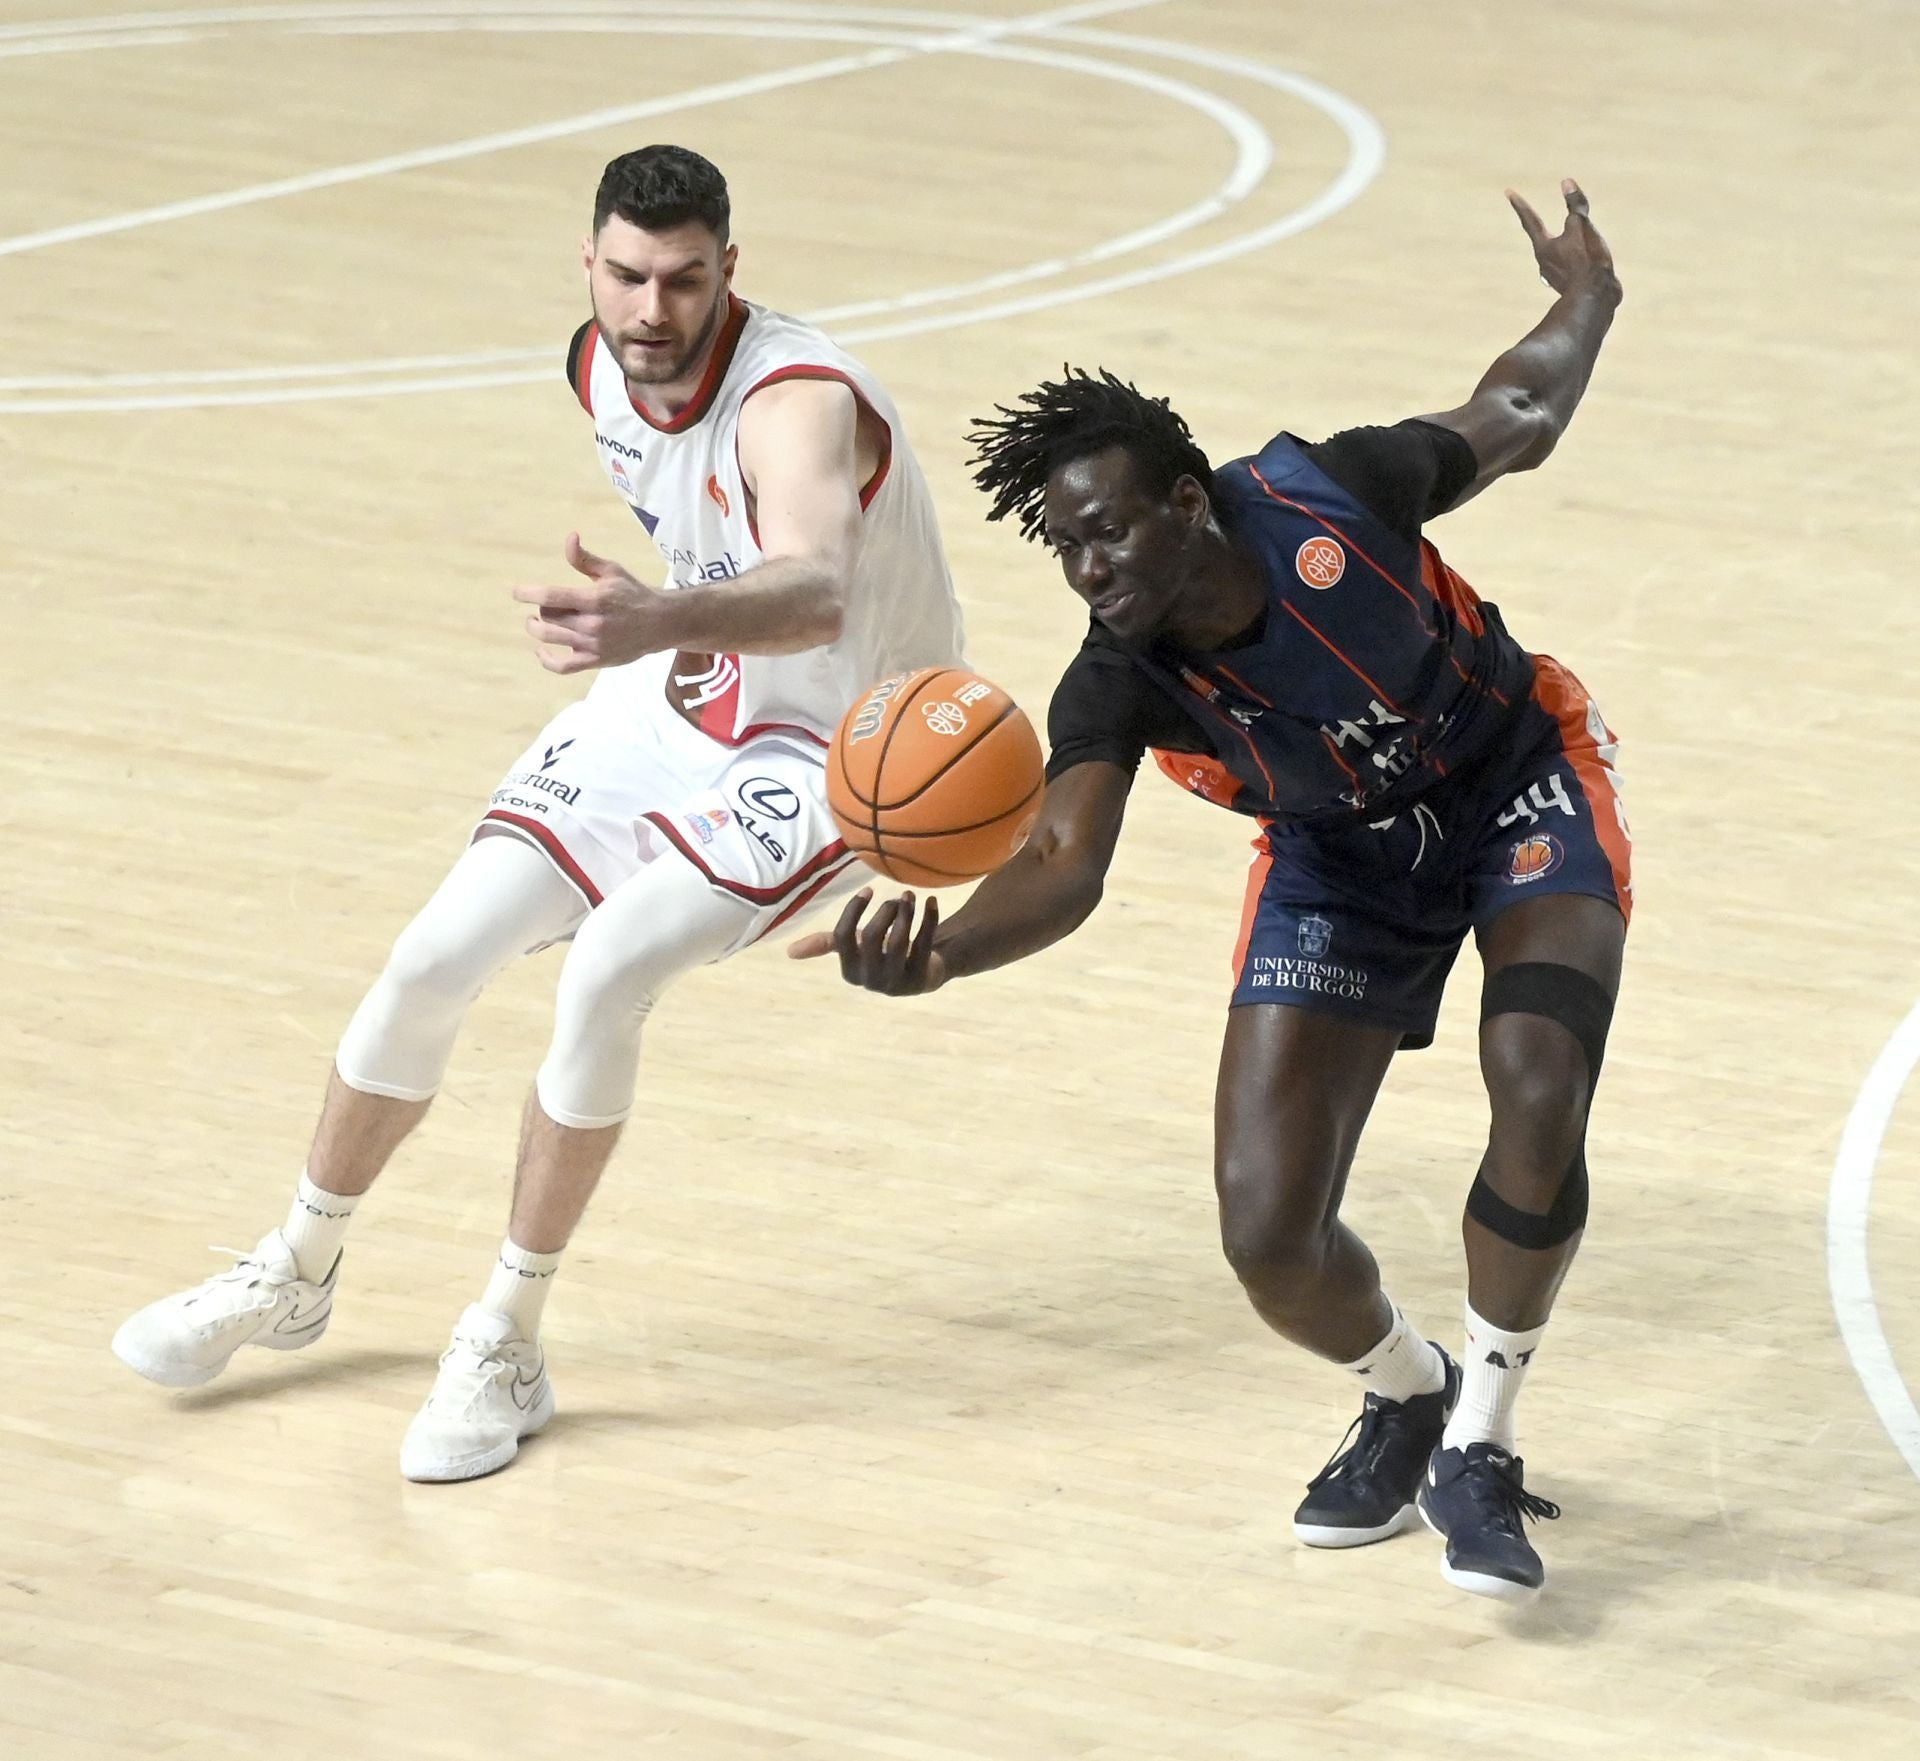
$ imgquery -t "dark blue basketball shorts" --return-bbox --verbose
[1229,656,1632,1047]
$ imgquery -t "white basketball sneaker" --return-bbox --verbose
[111,1230,338,1387]
[399,1304,555,1483]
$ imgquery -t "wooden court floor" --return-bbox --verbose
[4,1,1919,1755]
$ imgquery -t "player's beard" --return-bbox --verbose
[601,288,730,389]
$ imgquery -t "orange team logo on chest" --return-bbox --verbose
[1295,535,1345,589]
[706,474,731,517]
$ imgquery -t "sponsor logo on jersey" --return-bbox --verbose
[1506,832,1564,884]
[631,505,660,536]
[1323,698,1406,751]
[595,434,646,461]
[660,543,742,583]
[684,807,731,845]
[1296,535,1346,589]
[706,473,731,517]
[738,778,800,821]
[1297,915,1333,958]
[500,774,580,808]
[922,700,967,736]
[538,740,573,773]
[735,812,787,863]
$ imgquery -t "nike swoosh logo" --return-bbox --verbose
[508,1371,546,1411]
[273,1291,332,1334]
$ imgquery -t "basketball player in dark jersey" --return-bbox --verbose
[796,181,1626,1600]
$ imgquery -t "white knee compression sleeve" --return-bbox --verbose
[535,854,759,1129]
[335,833,588,1101]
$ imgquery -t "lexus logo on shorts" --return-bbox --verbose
[738,778,800,821]
[922,700,967,736]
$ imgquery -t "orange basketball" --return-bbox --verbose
[827,667,1045,886]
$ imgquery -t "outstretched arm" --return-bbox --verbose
[789,760,1133,995]
[1422,178,1622,511]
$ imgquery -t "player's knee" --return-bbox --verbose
[1215,1156,1335,1297]
[553,931,671,1028]
[1482,1020,1589,1172]
[379,914,494,1011]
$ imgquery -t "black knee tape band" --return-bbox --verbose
[1468,1152,1589,1249]
[1472,962,1609,1248]
[1481,961,1614,1080]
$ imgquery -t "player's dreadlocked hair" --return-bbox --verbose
[967,367,1214,545]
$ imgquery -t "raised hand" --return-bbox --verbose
[788,887,949,996]
[1507,179,1620,305]
[510,532,679,674]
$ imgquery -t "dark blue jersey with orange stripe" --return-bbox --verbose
[1045,423,1536,825]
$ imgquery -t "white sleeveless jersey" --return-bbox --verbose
[569,297,965,747]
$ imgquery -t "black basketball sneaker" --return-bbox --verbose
[1416,1441,1562,1598]
[1292,1347,1461,1547]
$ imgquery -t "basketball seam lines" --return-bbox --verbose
[855,774,1044,841]
[873,696,1019,813]
[861,666,958,859]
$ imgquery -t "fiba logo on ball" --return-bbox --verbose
[1507,833,1564,883]
[826,666,1044,887]
[1295,536,1346,589]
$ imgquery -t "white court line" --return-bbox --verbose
[1828,996,1920,1480]
[0,0,1162,258]
[0,14,1276,392]
[0,2,1384,410]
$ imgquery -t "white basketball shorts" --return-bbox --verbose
[476,694,865,955]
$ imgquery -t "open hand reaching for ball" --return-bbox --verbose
[788,889,949,995]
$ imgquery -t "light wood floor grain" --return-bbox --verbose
[4,2,1919,1756]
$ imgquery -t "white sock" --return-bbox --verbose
[1342,1303,1447,1403]
[281,1172,359,1282]
[1443,1303,1547,1452]
[481,1240,563,1339]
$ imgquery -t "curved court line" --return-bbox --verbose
[0,0,1160,258]
[0,1,1384,409]
[0,10,1276,348]
[1828,996,1920,1481]
[0,2,1270,407]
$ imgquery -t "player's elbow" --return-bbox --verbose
[1029,836,1108,931]
[781,563,845,644]
[1492,389,1564,474]
[811,584,847,644]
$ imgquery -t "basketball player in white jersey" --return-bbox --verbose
[111,146,966,1481]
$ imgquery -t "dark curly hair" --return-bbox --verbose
[593,145,730,240]
[967,367,1214,544]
